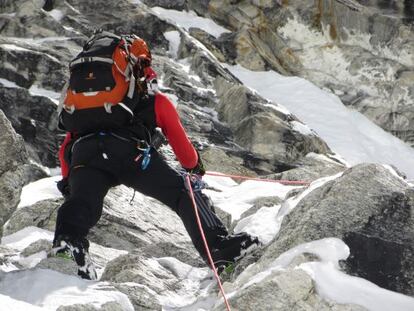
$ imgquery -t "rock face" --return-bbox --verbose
[0,0,337,176]
[0,110,46,237]
[3,198,62,236]
[192,0,414,147]
[1,0,414,310]
[261,163,414,295]
[215,78,332,171]
[0,85,61,166]
[0,109,27,177]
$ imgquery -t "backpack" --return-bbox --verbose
[58,30,152,133]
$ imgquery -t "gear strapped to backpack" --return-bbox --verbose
[58,30,152,133]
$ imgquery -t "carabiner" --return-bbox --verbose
[141,147,151,170]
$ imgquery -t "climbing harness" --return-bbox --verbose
[133,128,166,170]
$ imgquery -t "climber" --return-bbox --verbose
[53,30,260,280]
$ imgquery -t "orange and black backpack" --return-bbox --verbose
[58,30,152,134]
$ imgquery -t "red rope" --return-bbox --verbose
[205,171,310,186]
[184,175,232,311]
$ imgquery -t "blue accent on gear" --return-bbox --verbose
[141,147,151,170]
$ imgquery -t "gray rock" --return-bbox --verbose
[200,146,258,177]
[21,239,51,257]
[215,80,331,166]
[101,248,206,294]
[4,198,61,236]
[36,257,79,277]
[142,0,187,10]
[160,57,217,107]
[187,0,211,15]
[0,86,61,167]
[57,302,125,311]
[270,152,346,182]
[189,27,228,63]
[0,109,28,176]
[0,110,47,236]
[262,163,414,295]
[240,196,282,220]
[0,245,19,267]
[214,268,367,311]
[89,186,194,257]
[0,165,45,236]
[113,283,162,311]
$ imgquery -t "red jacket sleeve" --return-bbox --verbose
[154,93,198,169]
[59,132,72,178]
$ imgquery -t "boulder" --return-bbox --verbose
[141,0,186,10]
[213,268,367,311]
[56,302,125,311]
[0,84,61,167]
[0,109,28,176]
[215,79,331,168]
[21,239,51,257]
[261,163,414,295]
[101,247,208,299]
[0,110,46,236]
[89,186,196,261]
[113,283,162,311]
[3,198,62,236]
[270,152,346,182]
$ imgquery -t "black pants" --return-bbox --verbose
[55,133,228,261]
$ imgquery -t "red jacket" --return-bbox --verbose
[59,93,198,178]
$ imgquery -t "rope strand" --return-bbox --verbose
[184,175,232,311]
[205,171,310,186]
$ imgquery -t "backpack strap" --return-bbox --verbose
[69,56,114,68]
[57,80,70,115]
[118,102,134,116]
[103,102,134,117]
[119,35,138,99]
[83,30,121,50]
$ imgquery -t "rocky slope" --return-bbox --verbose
[169,0,414,147]
[0,0,414,310]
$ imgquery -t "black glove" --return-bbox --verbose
[186,151,206,176]
[57,178,70,197]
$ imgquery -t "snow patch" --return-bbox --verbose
[227,64,414,179]
[0,269,134,310]
[262,102,291,116]
[0,44,32,52]
[300,261,414,311]
[146,257,213,309]
[1,227,54,251]
[0,78,20,88]
[17,176,62,209]
[290,120,314,136]
[204,174,297,221]
[234,205,282,244]
[382,164,409,184]
[29,84,60,104]
[152,7,231,38]
[0,293,46,311]
[164,30,181,59]
[47,9,64,22]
